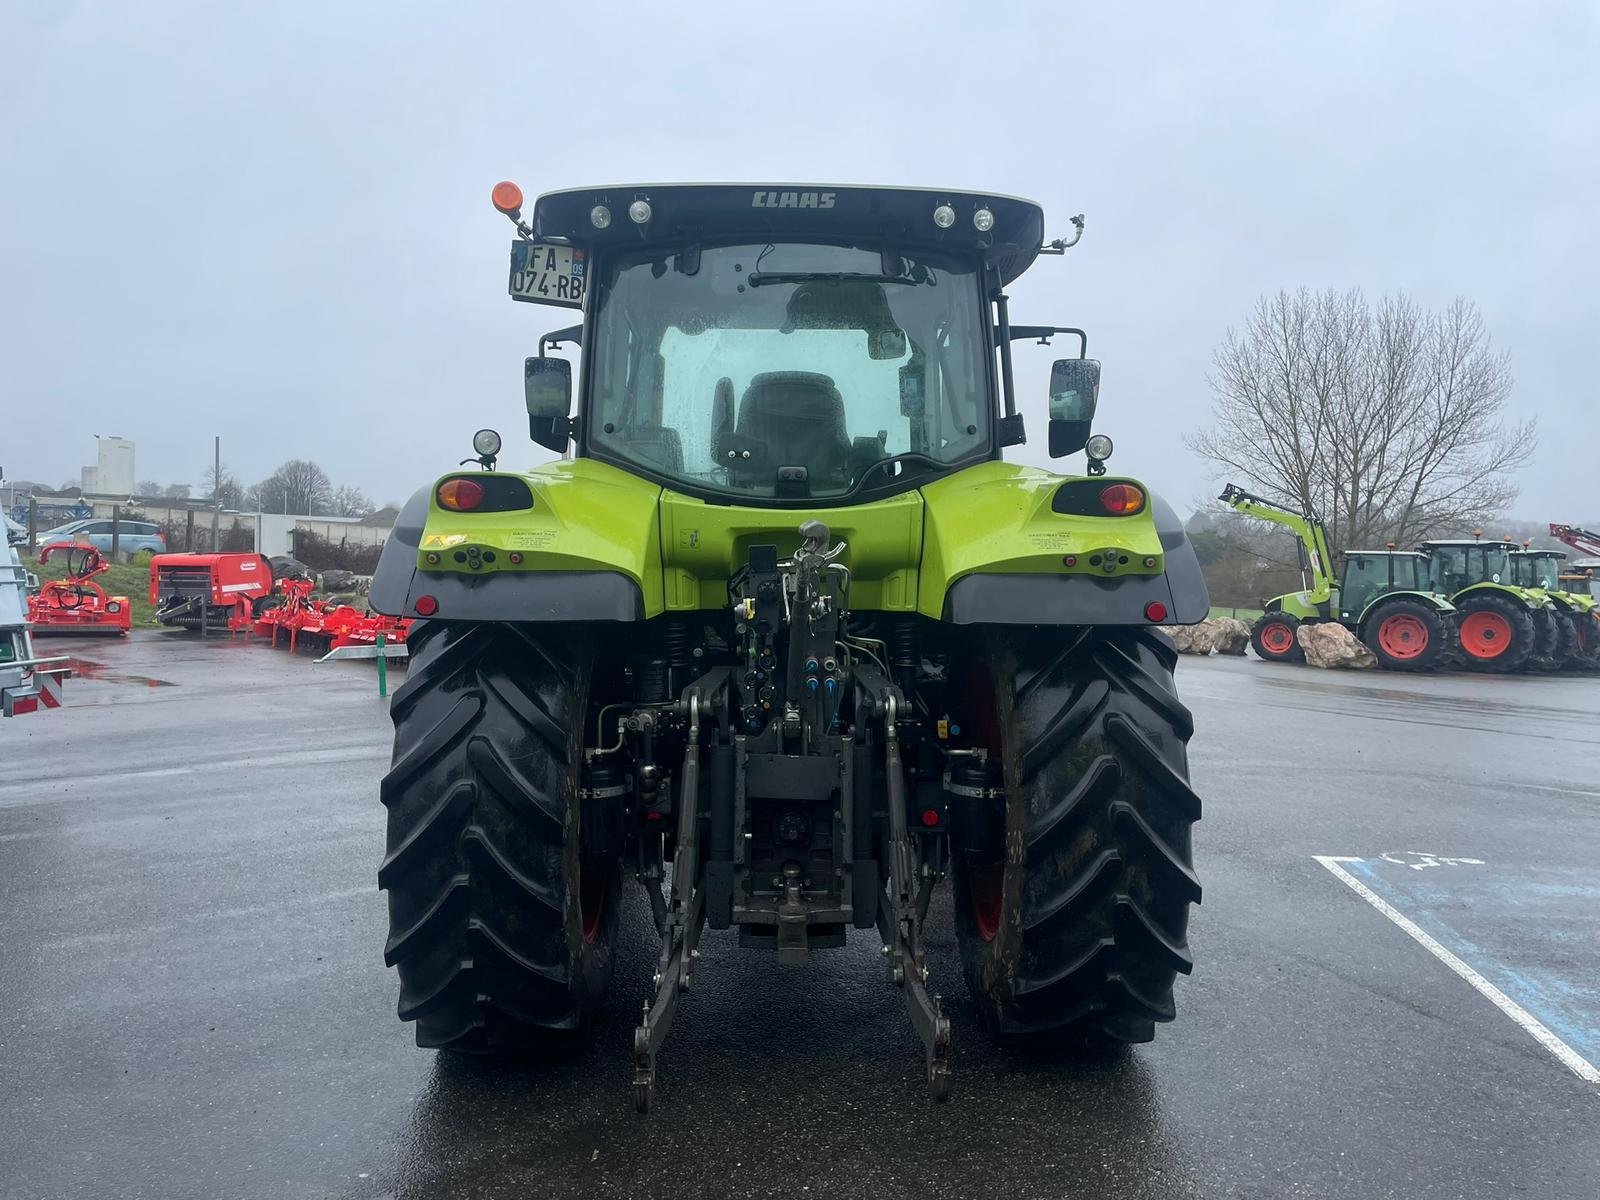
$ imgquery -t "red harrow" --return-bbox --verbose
[252,577,412,657]
[29,542,132,637]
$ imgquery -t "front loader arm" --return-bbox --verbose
[1217,483,1335,604]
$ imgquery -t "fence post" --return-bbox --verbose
[376,631,388,698]
[111,506,122,560]
[185,508,195,551]
[27,497,37,551]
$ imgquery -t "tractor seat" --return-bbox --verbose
[735,371,851,483]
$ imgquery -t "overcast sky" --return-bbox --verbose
[3,2,1595,519]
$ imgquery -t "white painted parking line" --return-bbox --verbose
[1314,854,1600,1086]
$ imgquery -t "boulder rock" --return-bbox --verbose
[1297,622,1376,669]
[1159,617,1252,655]
[1159,624,1211,654]
[1211,618,1251,655]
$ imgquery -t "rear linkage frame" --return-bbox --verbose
[602,522,955,1111]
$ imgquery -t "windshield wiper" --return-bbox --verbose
[746,270,928,288]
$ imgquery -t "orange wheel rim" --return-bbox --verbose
[1377,614,1429,659]
[1459,610,1513,659]
[1260,622,1295,653]
[581,864,607,944]
[968,863,1004,941]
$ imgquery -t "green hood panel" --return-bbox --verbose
[915,462,1164,619]
[417,458,666,615]
[659,490,923,612]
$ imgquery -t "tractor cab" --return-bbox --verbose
[1509,548,1566,593]
[1417,539,1515,594]
[498,183,1103,505]
[1336,550,1432,622]
[1561,561,1599,596]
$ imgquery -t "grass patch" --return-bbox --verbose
[1208,606,1262,622]
[28,553,157,626]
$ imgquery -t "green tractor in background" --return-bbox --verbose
[1218,485,1457,670]
[1415,538,1562,672]
[369,182,1211,1108]
[1508,545,1600,668]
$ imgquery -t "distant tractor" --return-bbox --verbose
[1219,485,1457,670]
[1415,538,1560,673]
[1508,546,1599,668]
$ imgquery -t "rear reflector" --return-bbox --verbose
[1144,600,1168,623]
[414,595,439,616]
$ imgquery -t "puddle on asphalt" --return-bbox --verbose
[59,657,177,689]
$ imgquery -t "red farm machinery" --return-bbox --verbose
[28,542,132,637]
[252,576,412,657]
[150,552,275,632]
[1550,524,1600,568]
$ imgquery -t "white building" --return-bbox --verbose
[81,436,135,495]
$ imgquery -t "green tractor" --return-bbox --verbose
[1508,545,1599,668]
[369,182,1211,1108]
[1415,538,1561,672]
[1218,485,1457,670]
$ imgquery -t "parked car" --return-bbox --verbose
[38,518,166,558]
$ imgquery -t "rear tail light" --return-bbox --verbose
[1099,484,1146,515]
[414,595,439,616]
[437,478,486,511]
[1144,600,1168,622]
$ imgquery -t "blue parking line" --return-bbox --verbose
[1340,855,1600,1068]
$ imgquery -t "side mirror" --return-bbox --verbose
[868,327,907,360]
[1047,358,1101,458]
[524,357,572,452]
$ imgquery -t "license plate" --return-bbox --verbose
[508,240,586,308]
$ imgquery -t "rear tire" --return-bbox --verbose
[1546,608,1580,669]
[953,628,1201,1049]
[1528,608,1563,671]
[1567,610,1600,669]
[1361,599,1454,672]
[1455,593,1534,673]
[1250,612,1305,663]
[380,620,617,1053]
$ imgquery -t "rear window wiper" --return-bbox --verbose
[850,451,945,491]
[747,270,930,288]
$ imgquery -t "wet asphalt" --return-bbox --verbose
[1,631,1597,1199]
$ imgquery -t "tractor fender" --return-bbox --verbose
[941,491,1211,626]
[370,486,645,623]
[1355,590,1455,627]
[1451,581,1549,610]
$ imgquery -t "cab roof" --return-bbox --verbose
[1343,549,1427,558]
[1417,539,1515,548]
[528,184,1048,285]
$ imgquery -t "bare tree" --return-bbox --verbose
[254,459,333,515]
[329,484,374,518]
[201,461,244,509]
[1188,289,1534,555]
